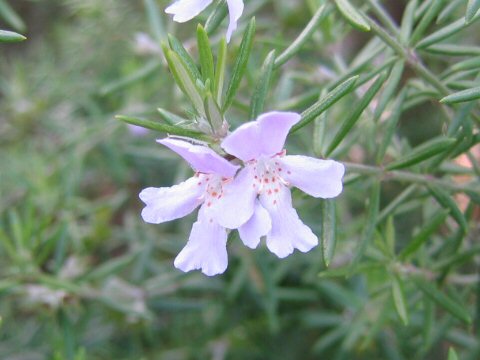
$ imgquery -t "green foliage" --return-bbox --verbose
[1,0,480,359]
[0,29,25,43]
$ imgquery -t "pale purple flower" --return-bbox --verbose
[139,138,239,276]
[214,112,345,258]
[165,0,244,42]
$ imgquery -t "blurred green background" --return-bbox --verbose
[1,0,480,359]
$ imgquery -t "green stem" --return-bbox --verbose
[345,162,479,194]
[366,17,450,96]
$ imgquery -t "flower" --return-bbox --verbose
[140,112,345,275]
[213,111,345,258]
[139,138,239,276]
[165,0,244,42]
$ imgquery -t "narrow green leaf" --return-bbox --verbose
[400,0,418,43]
[466,0,480,23]
[409,0,446,46]
[365,0,399,36]
[449,56,480,73]
[144,0,166,42]
[326,73,386,156]
[392,276,409,325]
[197,25,215,85]
[415,279,472,324]
[385,216,395,255]
[335,0,371,31]
[351,180,381,267]
[163,49,205,116]
[448,347,459,360]
[223,18,255,111]
[373,60,404,122]
[99,60,161,96]
[204,92,225,134]
[386,137,456,170]
[291,75,359,134]
[434,245,480,270]
[83,254,137,281]
[436,0,464,24]
[8,211,24,252]
[422,298,434,351]
[205,0,228,36]
[428,185,468,232]
[440,86,480,104]
[321,199,336,268]
[313,100,328,157]
[0,0,26,32]
[214,38,227,104]
[59,309,75,360]
[167,34,202,81]
[250,50,276,119]
[0,228,19,262]
[115,115,208,140]
[318,281,364,310]
[37,274,84,294]
[377,185,417,224]
[376,89,405,164]
[0,29,26,43]
[350,37,385,69]
[157,107,187,125]
[416,16,479,48]
[447,80,479,90]
[274,4,330,68]
[414,0,433,20]
[313,327,348,354]
[424,44,480,56]
[399,209,449,259]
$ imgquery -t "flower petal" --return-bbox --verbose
[260,186,318,258]
[238,200,271,249]
[278,155,345,198]
[174,207,228,276]
[158,138,239,177]
[211,167,257,229]
[139,176,204,224]
[165,0,212,23]
[225,0,244,42]
[221,111,301,161]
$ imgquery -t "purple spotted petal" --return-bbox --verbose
[174,207,228,276]
[165,0,212,23]
[238,200,271,249]
[260,186,318,258]
[211,167,257,229]
[139,176,205,224]
[158,138,239,177]
[278,156,345,198]
[226,0,244,42]
[221,112,301,161]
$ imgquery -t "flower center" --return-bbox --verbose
[250,153,290,204]
[196,173,226,208]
